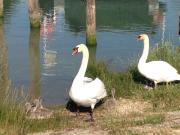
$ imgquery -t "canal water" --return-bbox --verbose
[1,0,180,105]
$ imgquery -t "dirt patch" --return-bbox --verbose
[103,98,152,116]
[102,98,180,134]
[130,125,177,135]
[29,128,108,135]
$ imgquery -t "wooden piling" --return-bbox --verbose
[86,0,97,46]
[28,0,41,28]
[88,46,97,65]
[0,0,3,18]
[179,16,180,35]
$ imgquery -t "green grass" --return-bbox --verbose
[26,111,79,133]
[135,114,165,125]
[100,113,165,135]
[0,89,89,134]
[0,93,81,134]
[0,91,27,134]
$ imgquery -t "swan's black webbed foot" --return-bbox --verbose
[89,109,95,122]
[76,105,80,117]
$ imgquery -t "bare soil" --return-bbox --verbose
[28,98,180,135]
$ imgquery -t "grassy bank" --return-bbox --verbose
[0,91,83,134]
[0,42,180,134]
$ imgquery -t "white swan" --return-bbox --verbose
[137,34,180,88]
[69,44,107,121]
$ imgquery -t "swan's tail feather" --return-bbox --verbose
[176,74,180,81]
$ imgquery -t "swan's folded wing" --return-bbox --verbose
[147,61,178,73]
[83,77,93,83]
[140,61,179,82]
[85,78,107,100]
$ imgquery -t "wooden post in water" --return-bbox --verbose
[86,0,97,46]
[28,0,41,28]
[0,0,3,18]
[88,46,97,65]
[179,16,180,35]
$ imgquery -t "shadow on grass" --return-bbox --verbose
[66,99,104,113]
[130,67,155,88]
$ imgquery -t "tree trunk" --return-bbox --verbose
[86,0,97,46]
[0,0,3,17]
[28,0,41,28]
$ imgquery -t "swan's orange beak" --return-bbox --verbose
[72,47,78,56]
[137,35,141,41]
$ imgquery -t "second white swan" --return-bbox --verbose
[137,34,180,88]
[69,44,107,121]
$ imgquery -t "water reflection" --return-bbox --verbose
[40,0,58,76]
[3,0,21,14]
[28,0,41,27]
[148,0,165,25]
[65,0,166,32]
[0,19,9,98]
[39,0,54,14]
[29,28,41,99]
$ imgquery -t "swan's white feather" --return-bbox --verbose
[138,34,180,85]
[83,77,93,83]
[139,61,180,83]
[69,44,107,109]
[70,78,107,107]
[83,78,107,99]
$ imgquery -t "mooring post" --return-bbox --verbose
[179,16,180,35]
[0,0,3,18]
[28,0,41,28]
[86,0,97,46]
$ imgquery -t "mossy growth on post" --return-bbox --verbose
[86,33,97,46]
[29,12,41,28]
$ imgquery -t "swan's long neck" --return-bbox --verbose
[74,47,89,81]
[139,37,149,64]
